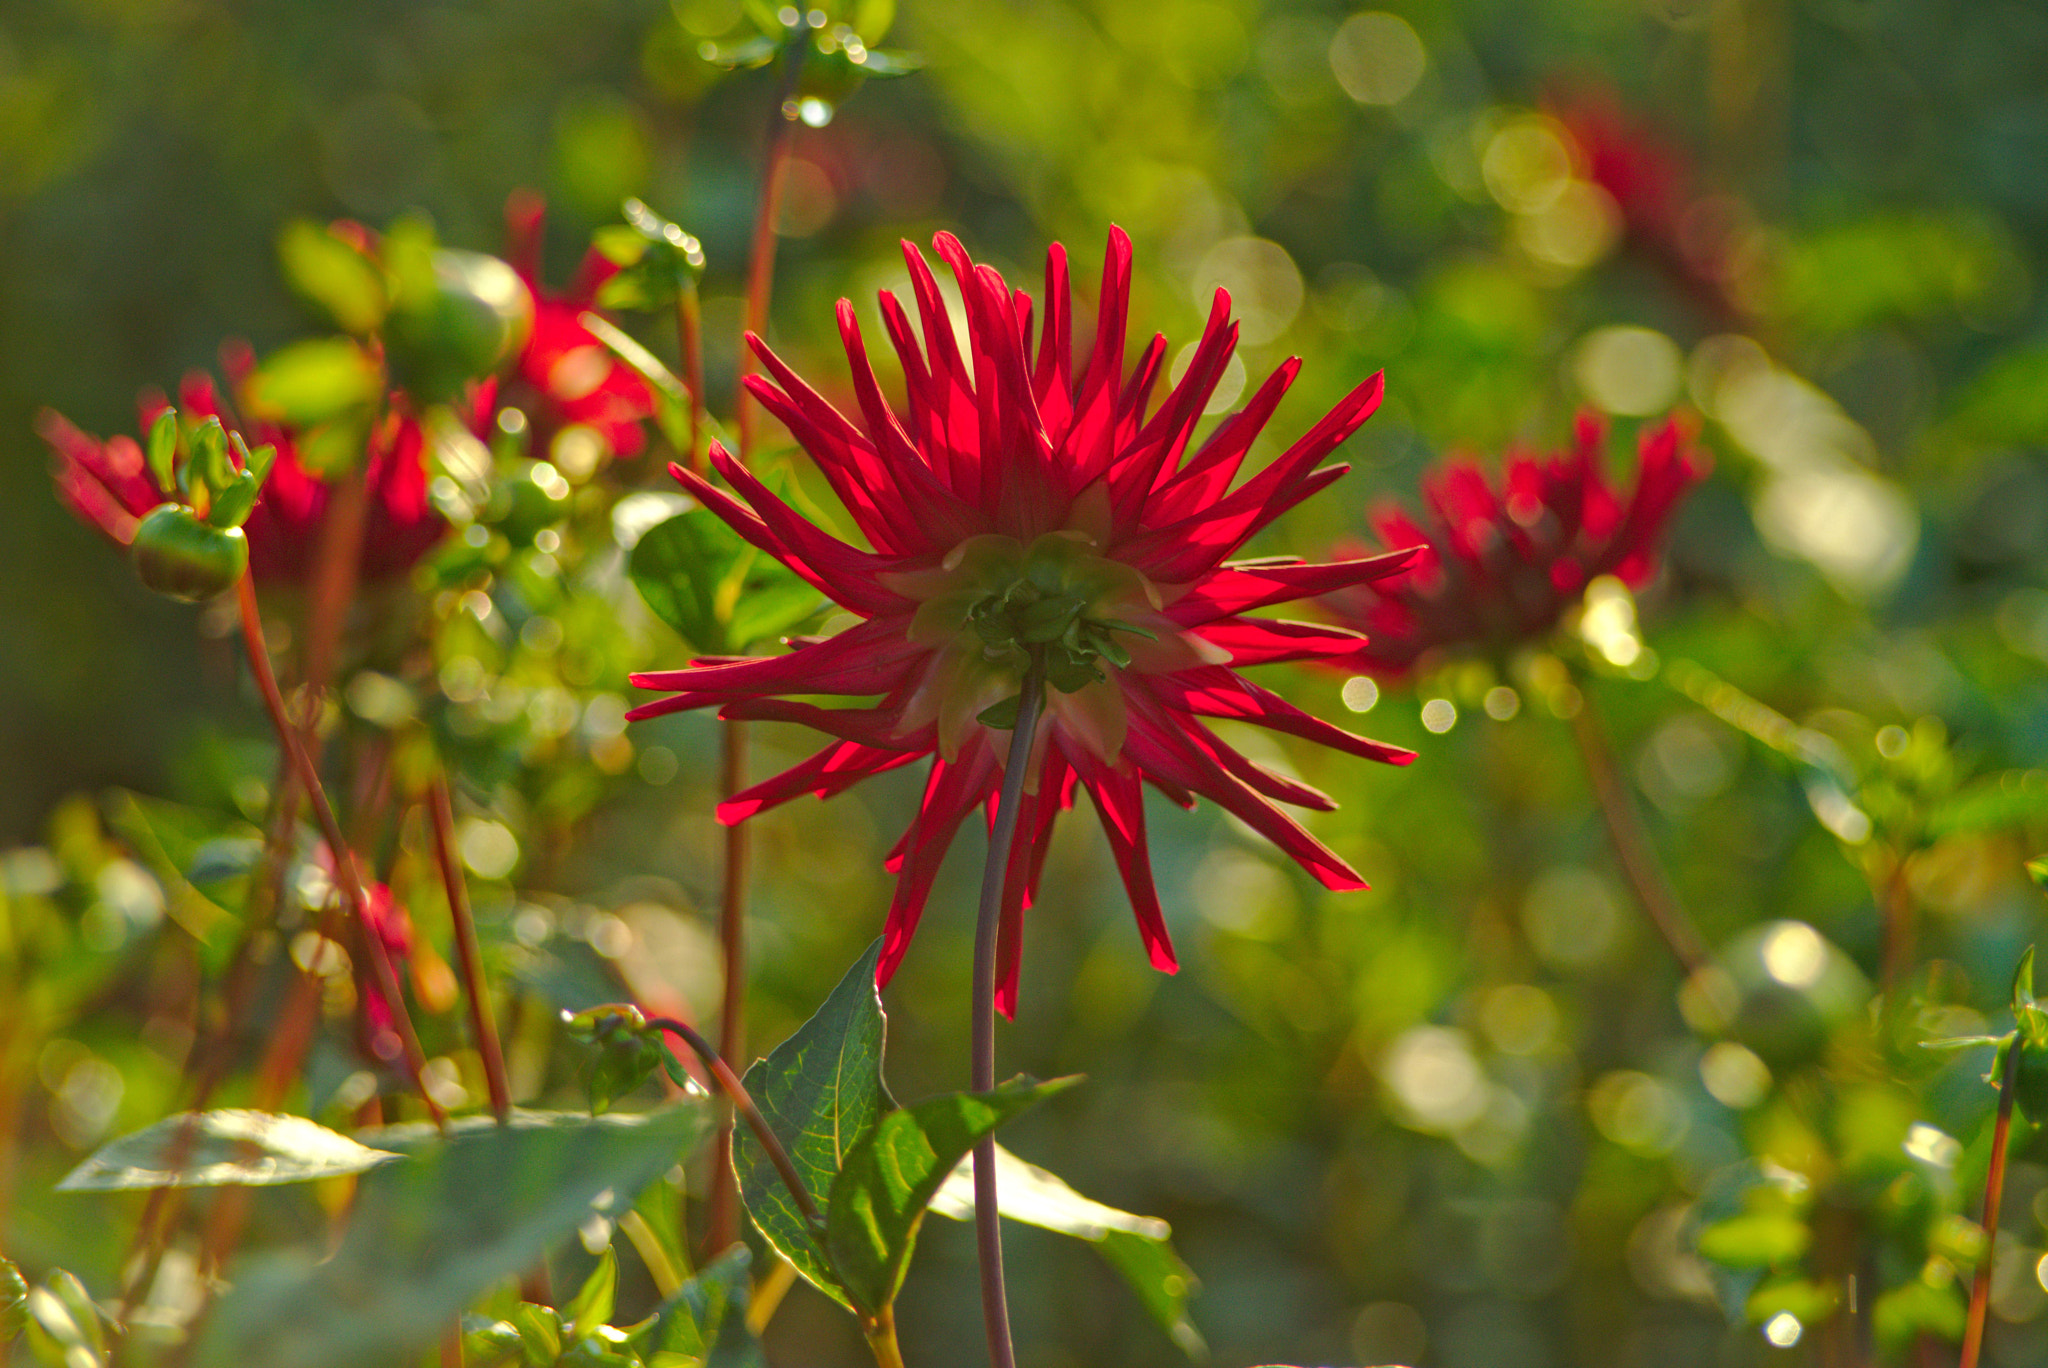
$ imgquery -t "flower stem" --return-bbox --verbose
[675,282,707,477]
[862,1304,908,1368]
[429,773,512,1121]
[1566,674,1712,982]
[236,573,446,1131]
[1962,1038,2022,1368]
[644,1015,819,1230]
[735,41,803,460]
[972,664,1047,1368]
[706,719,751,1254]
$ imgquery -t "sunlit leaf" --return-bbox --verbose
[825,1075,1077,1314]
[647,1246,762,1367]
[279,219,388,336]
[58,1111,400,1191]
[242,337,381,429]
[1696,1212,1811,1267]
[564,1247,618,1343]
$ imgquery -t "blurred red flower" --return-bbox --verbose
[502,191,655,461]
[1324,414,1707,678]
[631,229,1416,1013]
[39,347,448,584]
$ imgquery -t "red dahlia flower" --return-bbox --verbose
[40,348,446,584]
[1324,413,1707,678]
[502,192,655,460]
[629,229,1417,1013]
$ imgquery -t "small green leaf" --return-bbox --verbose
[825,1075,1078,1314]
[976,695,1022,729]
[459,1315,526,1368]
[1873,1279,1966,1350]
[736,941,892,1310]
[0,1259,28,1342]
[629,511,728,654]
[279,219,389,336]
[57,1110,402,1191]
[2018,947,2040,1014]
[24,1280,104,1368]
[1925,770,2048,837]
[145,408,179,491]
[244,338,382,430]
[1696,1211,1812,1267]
[511,1302,563,1365]
[648,1247,762,1367]
[1097,1229,1205,1358]
[2030,857,2048,891]
[564,1247,617,1343]
[205,468,263,529]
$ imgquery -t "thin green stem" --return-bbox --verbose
[1566,674,1712,981]
[1962,1038,2022,1368]
[971,664,1046,1368]
[429,774,512,1121]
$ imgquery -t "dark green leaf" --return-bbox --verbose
[195,1108,708,1368]
[826,1075,1077,1314]
[1096,1230,1205,1357]
[57,1110,401,1191]
[184,837,264,886]
[736,940,891,1310]
[629,512,728,654]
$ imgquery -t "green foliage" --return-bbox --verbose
[826,1076,1074,1313]
[196,1109,707,1368]
[629,505,823,656]
[56,1110,400,1190]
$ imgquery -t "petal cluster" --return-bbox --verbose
[630,228,1416,1013]
[1324,413,1707,678]
[39,349,448,585]
[503,193,656,460]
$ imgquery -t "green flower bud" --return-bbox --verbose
[132,503,248,602]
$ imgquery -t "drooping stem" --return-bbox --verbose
[237,574,446,1130]
[971,664,1047,1368]
[644,1015,818,1231]
[706,720,751,1254]
[1566,674,1713,982]
[1962,1038,2023,1368]
[429,773,512,1121]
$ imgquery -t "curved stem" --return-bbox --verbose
[645,1015,819,1230]
[971,665,1046,1368]
[429,774,512,1121]
[1962,1038,2022,1368]
[237,574,446,1130]
[1566,674,1712,981]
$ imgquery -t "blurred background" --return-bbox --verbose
[5,0,2048,1365]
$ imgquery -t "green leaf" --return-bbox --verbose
[629,511,727,654]
[279,219,389,336]
[2017,946,2039,1014]
[825,1075,1077,1314]
[57,1110,401,1191]
[564,1247,618,1343]
[1695,1211,1811,1267]
[186,836,265,886]
[145,407,179,491]
[735,940,891,1310]
[1926,771,2048,838]
[1097,1229,1205,1358]
[1874,1279,1966,1349]
[24,1279,104,1368]
[243,338,382,430]
[2029,857,2048,891]
[511,1303,563,1365]
[195,1108,709,1368]
[648,1247,762,1367]
[576,311,699,456]
[929,1145,1202,1355]
[0,1259,25,1343]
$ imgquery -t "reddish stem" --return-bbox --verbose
[429,774,513,1121]
[675,285,707,477]
[237,574,446,1130]
[646,1015,819,1230]
[1962,1038,2022,1368]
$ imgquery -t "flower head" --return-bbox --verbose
[40,346,446,584]
[630,229,1416,1013]
[502,192,656,461]
[1323,413,1707,678]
